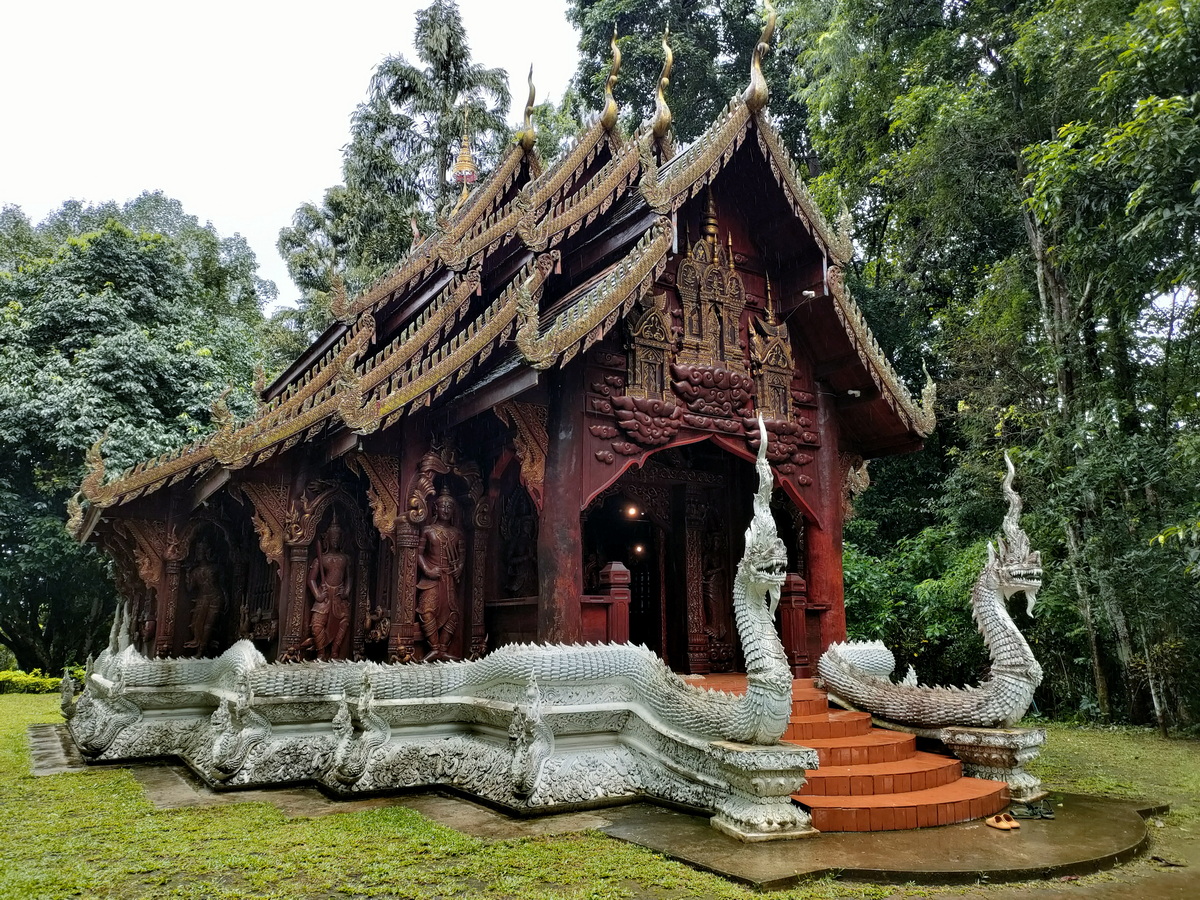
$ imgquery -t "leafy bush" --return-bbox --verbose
[0,670,63,694]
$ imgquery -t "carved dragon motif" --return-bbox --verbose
[819,453,1044,728]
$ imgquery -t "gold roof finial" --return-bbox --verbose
[727,230,734,270]
[743,1,776,113]
[701,186,718,246]
[651,25,673,141]
[600,25,622,131]
[451,107,478,209]
[517,65,537,152]
[766,273,778,324]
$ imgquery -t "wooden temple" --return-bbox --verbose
[70,23,933,678]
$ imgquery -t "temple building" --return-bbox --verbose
[70,28,933,678]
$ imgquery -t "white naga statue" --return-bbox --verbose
[819,453,1044,729]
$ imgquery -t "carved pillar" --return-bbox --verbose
[352,546,372,661]
[392,522,421,661]
[536,365,584,644]
[470,497,491,658]
[281,542,310,652]
[158,528,189,657]
[777,573,809,677]
[683,486,709,674]
[344,452,407,661]
[237,481,291,651]
[806,387,846,650]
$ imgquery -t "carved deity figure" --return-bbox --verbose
[307,516,353,660]
[416,488,465,660]
[184,541,225,655]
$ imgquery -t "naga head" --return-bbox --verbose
[741,415,789,615]
[988,452,1043,616]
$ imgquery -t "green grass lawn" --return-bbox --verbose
[2,695,1198,900]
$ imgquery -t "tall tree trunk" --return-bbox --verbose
[1065,522,1111,720]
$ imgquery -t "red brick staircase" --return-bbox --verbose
[700,675,1009,832]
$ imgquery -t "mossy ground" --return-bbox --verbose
[2,697,1197,900]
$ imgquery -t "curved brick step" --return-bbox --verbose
[791,689,831,716]
[796,750,962,797]
[786,729,916,766]
[787,709,873,741]
[797,776,1008,832]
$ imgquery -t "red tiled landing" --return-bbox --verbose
[787,709,873,741]
[798,729,917,767]
[797,776,1009,832]
[796,750,962,796]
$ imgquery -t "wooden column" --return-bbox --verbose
[156,554,182,658]
[777,573,810,677]
[391,522,420,661]
[683,485,710,674]
[536,366,584,644]
[281,543,310,654]
[806,385,846,648]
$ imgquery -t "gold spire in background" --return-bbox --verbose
[451,108,478,213]
[743,1,776,113]
[651,25,673,141]
[701,186,718,245]
[600,25,622,131]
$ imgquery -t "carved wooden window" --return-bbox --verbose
[626,292,674,401]
[751,314,796,421]
[677,237,747,370]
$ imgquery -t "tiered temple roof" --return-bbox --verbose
[73,9,932,537]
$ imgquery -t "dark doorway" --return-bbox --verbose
[583,494,666,659]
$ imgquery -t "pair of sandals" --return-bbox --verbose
[1011,800,1056,820]
[985,813,1022,831]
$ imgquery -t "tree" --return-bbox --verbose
[791,0,1200,725]
[277,0,511,345]
[0,197,271,672]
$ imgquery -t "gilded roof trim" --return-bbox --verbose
[517,217,673,370]
[372,253,558,421]
[518,137,642,252]
[826,264,935,436]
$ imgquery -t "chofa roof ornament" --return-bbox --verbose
[743,1,776,113]
[651,25,673,142]
[516,66,537,153]
[599,25,622,132]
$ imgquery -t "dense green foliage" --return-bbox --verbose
[0,194,272,672]
[0,670,62,694]
[788,0,1200,725]
[276,0,510,352]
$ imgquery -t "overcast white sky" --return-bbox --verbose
[0,0,579,306]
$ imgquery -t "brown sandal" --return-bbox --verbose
[1002,813,1020,829]
[985,815,1012,830]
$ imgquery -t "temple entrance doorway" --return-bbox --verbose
[583,493,667,659]
[583,441,779,674]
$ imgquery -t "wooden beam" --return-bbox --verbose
[190,467,230,510]
[326,428,361,462]
[438,366,540,430]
